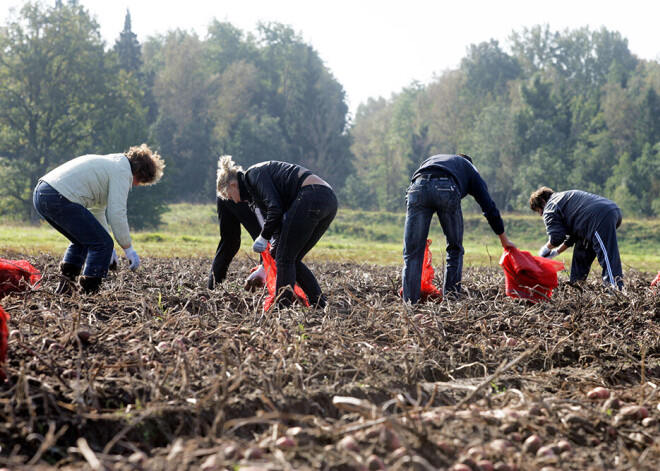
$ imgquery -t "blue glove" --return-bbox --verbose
[123,246,140,270]
[252,235,268,253]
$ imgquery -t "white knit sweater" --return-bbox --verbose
[42,154,133,247]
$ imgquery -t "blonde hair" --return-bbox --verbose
[125,144,165,185]
[216,155,242,199]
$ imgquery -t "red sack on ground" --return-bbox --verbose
[0,259,41,299]
[399,239,443,302]
[261,246,309,311]
[499,248,564,303]
[420,239,442,301]
[652,271,660,288]
[0,305,8,381]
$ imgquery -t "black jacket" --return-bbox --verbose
[238,161,313,240]
[411,154,505,235]
[543,190,620,247]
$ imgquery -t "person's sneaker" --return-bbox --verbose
[244,265,266,292]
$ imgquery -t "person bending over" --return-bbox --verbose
[216,156,337,308]
[33,144,165,294]
[529,187,623,290]
[402,153,516,303]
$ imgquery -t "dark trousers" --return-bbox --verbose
[273,185,337,307]
[33,181,113,278]
[208,198,263,288]
[402,176,463,303]
[570,208,623,289]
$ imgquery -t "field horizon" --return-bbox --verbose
[2,204,660,273]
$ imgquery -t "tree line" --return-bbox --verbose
[349,27,660,216]
[1,1,659,228]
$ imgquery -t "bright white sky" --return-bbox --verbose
[2,1,660,116]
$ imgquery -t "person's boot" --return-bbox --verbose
[79,276,102,294]
[55,262,81,295]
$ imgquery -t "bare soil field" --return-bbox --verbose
[1,254,659,470]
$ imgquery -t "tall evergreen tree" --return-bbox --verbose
[109,9,166,229]
[114,10,142,75]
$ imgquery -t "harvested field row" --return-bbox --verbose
[1,254,659,470]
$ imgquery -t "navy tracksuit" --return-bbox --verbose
[543,190,623,289]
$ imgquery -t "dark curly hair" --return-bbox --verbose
[529,186,555,212]
[125,144,165,185]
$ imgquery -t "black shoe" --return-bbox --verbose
[79,276,102,294]
[55,262,81,295]
[310,294,327,309]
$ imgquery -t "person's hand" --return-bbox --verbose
[123,246,140,270]
[538,245,551,258]
[252,235,268,253]
[546,248,559,259]
[499,234,516,250]
[109,249,119,270]
[244,265,266,292]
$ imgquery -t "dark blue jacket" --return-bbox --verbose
[411,154,505,235]
[543,190,620,247]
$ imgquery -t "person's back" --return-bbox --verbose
[544,190,619,243]
[412,154,480,198]
[42,154,131,210]
[411,154,504,235]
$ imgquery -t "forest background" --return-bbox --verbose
[1,1,659,237]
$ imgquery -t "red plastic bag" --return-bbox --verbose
[400,239,443,302]
[0,305,8,381]
[499,248,564,303]
[420,239,442,301]
[652,271,660,288]
[0,259,41,299]
[261,246,309,311]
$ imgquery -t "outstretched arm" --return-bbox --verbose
[499,232,516,249]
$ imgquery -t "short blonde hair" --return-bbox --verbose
[126,144,165,185]
[216,155,242,199]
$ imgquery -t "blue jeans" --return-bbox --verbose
[402,176,464,303]
[33,181,113,278]
[273,185,338,307]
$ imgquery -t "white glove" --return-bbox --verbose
[248,265,266,283]
[123,246,140,270]
[547,248,559,259]
[109,249,119,270]
[538,245,551,258]
[252,235,268,253]
[244,265,266,291]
